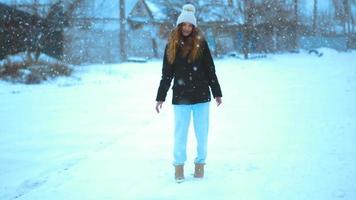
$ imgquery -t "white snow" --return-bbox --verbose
[1,49,356,199]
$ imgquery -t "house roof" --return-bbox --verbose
[128,0,244,25]
[145,0,168,22]
[128,0,173,24]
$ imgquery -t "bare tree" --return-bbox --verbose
[228,0,233,6]
[333,0,355,49]
[313,0,318,35]
[242,0,255,59]
[63,0,85,23]
[119,0,126,62]
[343,0,352,48]
[352,0,356,33]
[31,0,39,15]
[353,0,356,33]
[293,0,299,49]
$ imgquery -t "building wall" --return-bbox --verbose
[127,24,166,59]
[63,27,120,64]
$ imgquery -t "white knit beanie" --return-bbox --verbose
[176,4,197,27]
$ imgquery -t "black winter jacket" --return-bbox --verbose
[156,39,222,105]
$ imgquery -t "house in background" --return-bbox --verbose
[127,0,245,57]
[194,1,244,56]
[70,0,355,59]
[61,0,138,64]
[126,0,178,59]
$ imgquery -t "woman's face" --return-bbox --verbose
[181,23,193,37]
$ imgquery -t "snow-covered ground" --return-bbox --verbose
[1,49,356,200]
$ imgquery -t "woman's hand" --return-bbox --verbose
[215,97,222,107]
[155,101,164,113]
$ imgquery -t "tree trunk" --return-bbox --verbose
[243,0,254,59]
[293,0,299,50]
[151,37,158,58]
[352,0,355,33]
[242,24,249,59]
[32,0,39,15]
[313,0,317,36]
[119,0,127,62]
[343,0,352,49]
[228,0,233,6]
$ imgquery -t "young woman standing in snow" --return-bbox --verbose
[155,4,222,183]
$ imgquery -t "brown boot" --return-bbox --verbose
[194,163,205,178]
[175,165,184,183]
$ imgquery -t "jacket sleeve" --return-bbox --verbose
[156,46,174,102]
[202,40,222,98]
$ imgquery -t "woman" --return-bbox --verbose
[155,4,222,183]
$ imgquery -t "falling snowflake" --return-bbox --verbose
[177,79,185,85]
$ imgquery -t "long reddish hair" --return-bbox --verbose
[166,24,204,64]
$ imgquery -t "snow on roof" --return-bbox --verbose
[127,0,172,23]
[145,0,168,22]
[128,0,244,25]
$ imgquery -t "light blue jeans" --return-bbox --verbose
[173,102,209,166]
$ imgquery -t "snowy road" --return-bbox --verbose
[1,49,356,199]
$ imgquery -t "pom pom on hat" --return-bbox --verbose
[176,4,197,27]
[182,4,195,13]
